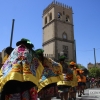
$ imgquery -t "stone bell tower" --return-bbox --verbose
[42,0,76,62]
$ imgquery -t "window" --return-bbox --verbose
[63,45,68,51]
[45,17,47,24]
[63,34,67,39]
[66,15,69,22]
[62,46,69,59]
[49,13,52,21]
[58,12,62,19]
[63,11,65,15]
[62,32,67,39]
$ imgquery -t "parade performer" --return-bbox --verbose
[57,55,73,100]
[0,47,14,79]
[76,69,84,97]
[35,49,63,100]
[0,38,44,100]
[68,61,78,100]
[0,46,14,66]
[81,71,86,95]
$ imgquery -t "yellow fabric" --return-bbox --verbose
[0,55,9,90]
[57,71,73,86]
[71,70,78,87]
[0,57,44,92]
[34,58,44,81]
[38,58,63,92]
[57,80,72,86]
[38,75,63,92]
[57,70,78,87]
[0,72,38,91]
[2,54,9,64]
[0,70,2,77]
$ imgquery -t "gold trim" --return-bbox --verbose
[38,75,63,92]
[0,72,38,92]
[57,80,72,86]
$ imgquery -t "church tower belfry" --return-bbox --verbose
[42,0,76,61]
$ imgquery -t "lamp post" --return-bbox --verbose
[93,48,96,67]
[10,19,15,47]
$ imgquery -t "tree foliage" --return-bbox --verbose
[89,67,100,77]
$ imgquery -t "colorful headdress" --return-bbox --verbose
[59,55,67,61]
[16,38,34,49]
[70,61,76,65]
[35,49,44,56]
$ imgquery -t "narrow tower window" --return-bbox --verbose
[66,15,69,22]
[63,11,65,15]
[45,17,47,24]
[49,13,52,21]
[62,32,67,39]
[58,12,62,19]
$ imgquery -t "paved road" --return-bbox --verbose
[38,88,100,100]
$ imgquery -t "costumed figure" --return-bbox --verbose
[81,70,86,95]
[35,49,63,100]
[0,46,14,67]
[0,38,44,100]
[0,46,14,80]
[68,61,78,100]
[57,54,73,100]
[76,69,84,97]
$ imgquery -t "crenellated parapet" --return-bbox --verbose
[43,0,72,15]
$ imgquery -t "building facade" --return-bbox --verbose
[42,0,76,61]
[87,62,100,69]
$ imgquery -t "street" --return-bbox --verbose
[38,88,100,100]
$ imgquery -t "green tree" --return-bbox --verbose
[89,67,100,77]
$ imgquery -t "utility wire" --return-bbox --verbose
[77,48,100,52]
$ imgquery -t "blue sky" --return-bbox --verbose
[0,0,100,67]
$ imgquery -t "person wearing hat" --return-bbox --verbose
[0,46,14,84]
[57,55,73,100]
[0,38,44,100]
[0,46,14,66]
[68,61,78,100]
[81,71,86,95]
[76,69,84,97]
[35,49,63,100]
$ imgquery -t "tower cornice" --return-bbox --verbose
[43,19,74,29]
[43,0,73,16]
[42,37,74,46]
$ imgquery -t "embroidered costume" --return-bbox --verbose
[0,39,44,100]
[57,56,73,93]
[35,49,63,99]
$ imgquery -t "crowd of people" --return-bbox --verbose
[86,77,100,88]
[0,38,88,100]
